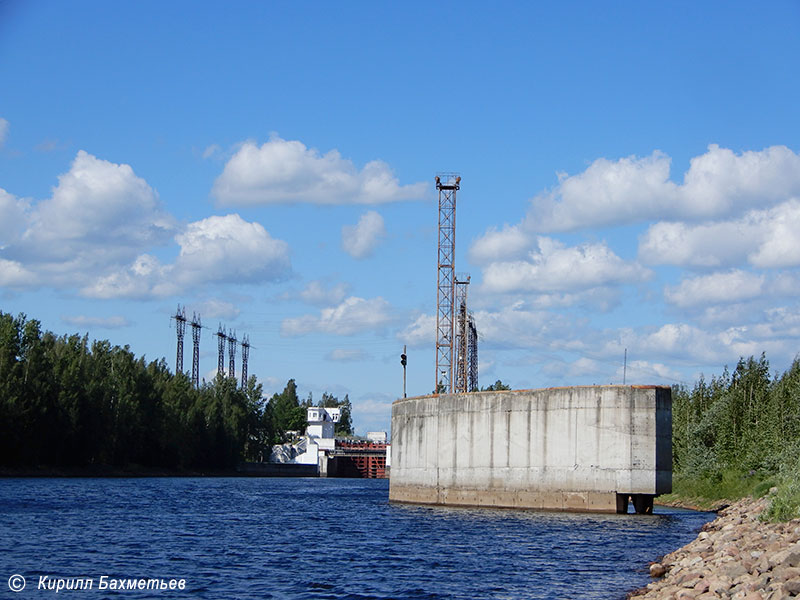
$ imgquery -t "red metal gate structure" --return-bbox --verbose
[331,440,388,478]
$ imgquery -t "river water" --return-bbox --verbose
[1,478,713,599]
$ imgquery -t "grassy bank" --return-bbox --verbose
[658,470,777,511]
[658,461,800,521]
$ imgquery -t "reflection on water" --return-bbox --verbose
[0,478,713,599]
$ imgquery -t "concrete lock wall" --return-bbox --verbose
[389,385,672,513]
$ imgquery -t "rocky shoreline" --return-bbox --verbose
[629,496,800,600]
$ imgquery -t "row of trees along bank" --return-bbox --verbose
[671,353,800,519]
[0,312,352,471]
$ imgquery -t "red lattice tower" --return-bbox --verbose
[435,173,460,393]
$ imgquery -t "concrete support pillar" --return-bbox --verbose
[631,494,654,515]
[391,386,672,514]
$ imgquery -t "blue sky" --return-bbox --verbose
[1,1,799,434]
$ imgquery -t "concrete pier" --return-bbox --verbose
[389,385,672,513]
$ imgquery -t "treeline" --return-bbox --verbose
[0,312,352,471]
[672,353,800,482]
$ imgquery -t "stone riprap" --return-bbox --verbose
[630,497,800,600]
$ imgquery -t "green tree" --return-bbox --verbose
[482,380,511,391]
[336,394,353,436]
[0,310,270,472]
[242,375,269,461]
[269,379,306,442]
[0,313,25,465]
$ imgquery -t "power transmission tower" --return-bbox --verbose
[435,173,460,393]
[240,335,250,388]
[190,312,201,389]
[468,313,478,392]
[227,331,237,379]
[454,275,470,393]
[174,304,187,375]
[216,325,227,378]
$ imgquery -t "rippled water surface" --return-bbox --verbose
[1,478,713,599]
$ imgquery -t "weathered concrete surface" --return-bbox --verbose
[389,385,671,512]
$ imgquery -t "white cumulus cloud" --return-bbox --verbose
[297,280,350,306]
[0,258,37,287]
[610,323,724,365]
[640,199,800,269]
[522,144,800,233]
[83,214,291,299]
[397,313,436,347]
[481,237,651,294]
[473,302,580,350]
[342,210,386,259]
[191,299,242,320]
[0,188,31,246]
[0,151,175,289]
[600,321,794,368]
[212,136,426,205]
[281,296,393,336]
[173,214,290,285]
[616,360,685,385]
[664,270,766,309]
[21,150,174,261]
[468,224,532,265]
[0,152,291,299]
[397,302,582,353]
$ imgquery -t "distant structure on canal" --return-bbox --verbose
[270,407,389,479]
